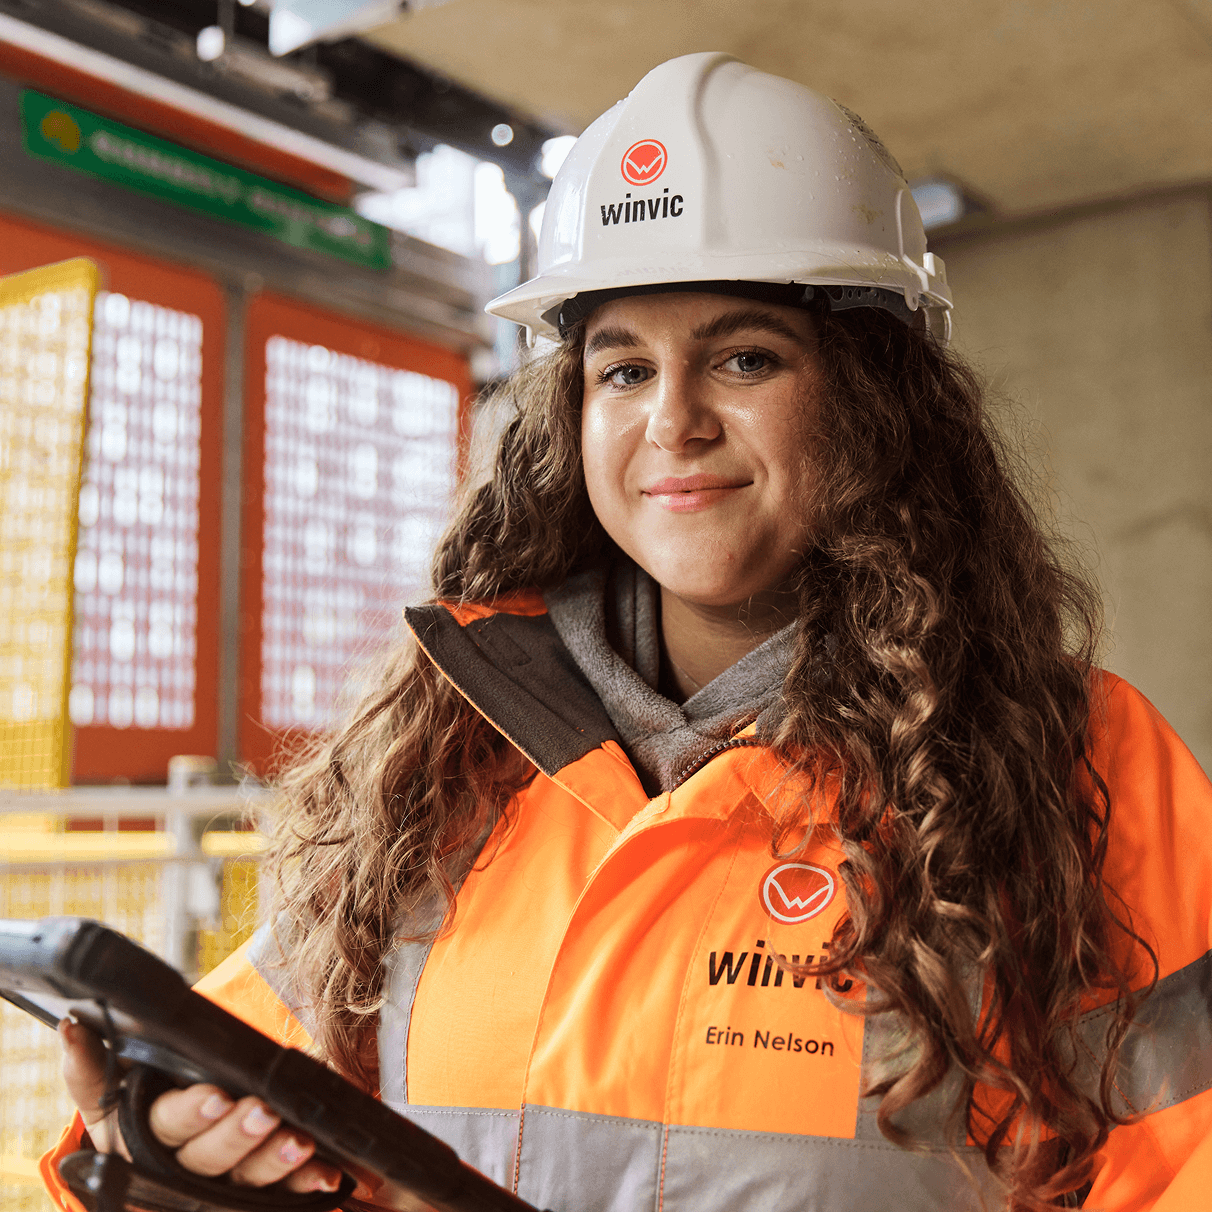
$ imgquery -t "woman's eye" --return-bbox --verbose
[724,351,770,375]
[603,363,651,388]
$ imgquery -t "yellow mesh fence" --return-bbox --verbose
[0,846,259,1208]
[196,855,261,978]
[0,259,99,789]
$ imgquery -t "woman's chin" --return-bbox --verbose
[646,571,776,613]
[633,542,801,612]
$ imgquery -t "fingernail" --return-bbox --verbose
[200,1093,231,1120]
[241,1104,279,1136]
[314,1171,341,1193]
[279,1137,308,1166]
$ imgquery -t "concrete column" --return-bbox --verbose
[936,188,1212,774]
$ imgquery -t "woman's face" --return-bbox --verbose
[581,291,821,611]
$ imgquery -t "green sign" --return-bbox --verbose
[20,89,392,271]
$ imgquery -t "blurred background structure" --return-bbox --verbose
[0,0,1209,1204]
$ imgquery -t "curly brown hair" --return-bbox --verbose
[264,306,1150,1210]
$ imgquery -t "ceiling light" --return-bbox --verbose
[268,10,314,55]
[196,25,226,62]
[910,177,986,231]
[540,135,576,179]
[267,0,402,56]
[491,123,514,147]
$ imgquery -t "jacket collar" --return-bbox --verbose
[405,596,806,833]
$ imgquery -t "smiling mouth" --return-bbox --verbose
[643,475,751,512]
[645,475,750,495]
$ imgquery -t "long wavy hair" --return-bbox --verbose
[265,306,1150,1209]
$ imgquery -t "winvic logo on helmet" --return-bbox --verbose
[621,139,667,185]
[602,139,681,227]
[760,863,836,924]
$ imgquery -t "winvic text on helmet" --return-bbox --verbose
[486,52,953,345]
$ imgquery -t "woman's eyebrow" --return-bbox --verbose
[691,308,811,345]
[583,308,810,360]
[584,326,641,359]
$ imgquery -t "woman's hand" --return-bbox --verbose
[58,1019,343,1192]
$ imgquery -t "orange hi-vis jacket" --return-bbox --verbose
[41,594,1212,1211]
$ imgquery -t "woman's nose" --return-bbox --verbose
[644,369,722,450]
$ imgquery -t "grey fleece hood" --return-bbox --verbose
[543,561,793,795]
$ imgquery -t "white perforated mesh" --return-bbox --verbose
[69,292,203,731]
[259,337,459,730]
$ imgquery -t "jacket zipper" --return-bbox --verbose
[670,736,760,790]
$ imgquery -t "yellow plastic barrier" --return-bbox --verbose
[1,833,260,1208]
[0,259,99,790]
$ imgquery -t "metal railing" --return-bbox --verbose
[0,785,270,1211]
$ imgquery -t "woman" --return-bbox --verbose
[53,53,1212,1212]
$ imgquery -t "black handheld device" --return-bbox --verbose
[0,916,540,1212]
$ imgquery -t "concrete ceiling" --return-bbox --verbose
[367,0,1212,218]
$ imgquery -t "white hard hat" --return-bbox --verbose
[487,52,952,344]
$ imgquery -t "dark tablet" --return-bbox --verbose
[0,916,537,1212]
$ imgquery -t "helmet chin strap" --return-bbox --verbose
[555,279,920,339]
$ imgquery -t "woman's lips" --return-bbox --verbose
[643,474,751,512]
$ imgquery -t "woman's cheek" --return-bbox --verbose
[581,399,633,517]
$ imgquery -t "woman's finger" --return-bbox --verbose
[158,1092,342,1191]
[58,1019,119,1153]
[229,1128,323,1187]
[281,1158,345,1194]
[146,1084,235,1148]
[173,1097,281,1177]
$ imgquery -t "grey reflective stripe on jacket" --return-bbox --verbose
[247,918,315,1037]
[1078,948,1212,1117]
[401,1101,1004,1212]
[856,951,1212,1143]
[378,894,446,1109]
